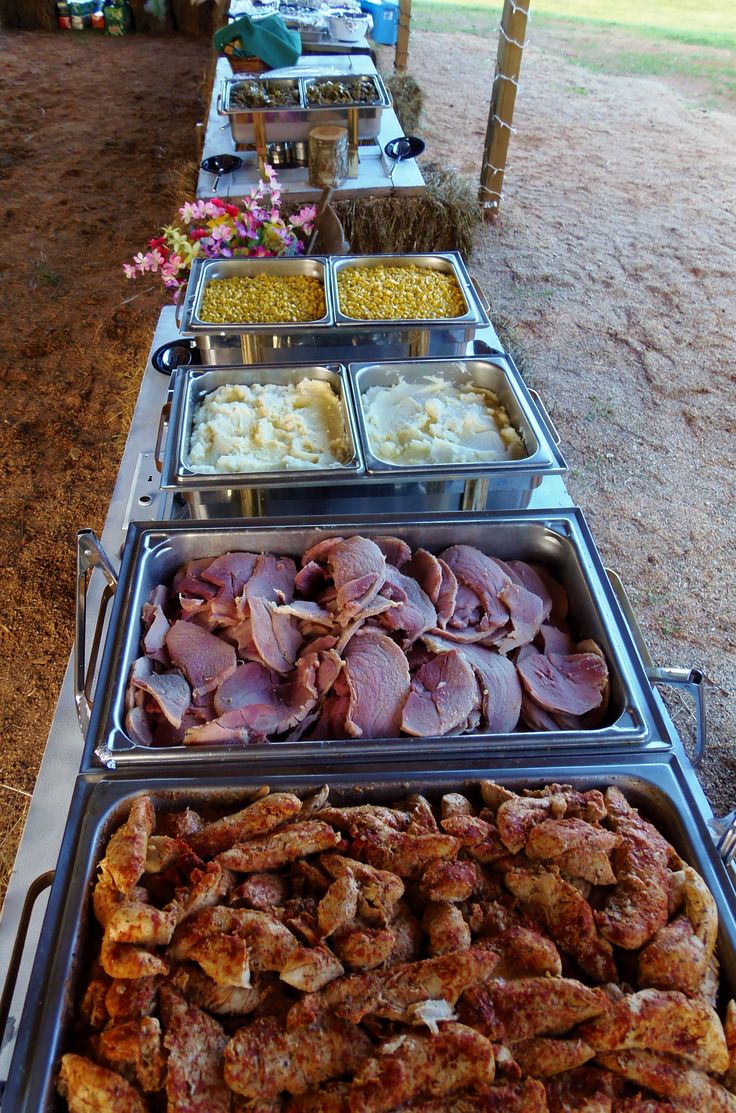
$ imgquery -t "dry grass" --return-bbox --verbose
[385,73,424,135]
[333,162,481,259]
[0,790,31,907]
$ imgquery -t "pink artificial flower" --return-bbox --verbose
[180,200,207,223]
[210,223,235,244]
[250,245,271,256]
[123,263,138,279]
[290,205,317,234]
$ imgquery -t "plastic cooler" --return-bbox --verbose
[361,0,398,45]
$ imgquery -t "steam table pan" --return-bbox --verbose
[75,510,698,771]
[3,752,736,1110]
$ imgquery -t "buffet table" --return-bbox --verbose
[198,55,425,201]
[0,298,731,1103]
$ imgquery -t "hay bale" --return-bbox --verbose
[332,162,481,260]
[384,74,423,136]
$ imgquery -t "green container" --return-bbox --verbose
[213,14,301,69]
[70,0,95,14]
[104,2,130,33]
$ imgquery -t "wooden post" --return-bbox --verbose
[394,0,412,75]
[477,0,530,221]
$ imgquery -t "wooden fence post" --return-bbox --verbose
[395,0,412,74]
[478,0,530,221]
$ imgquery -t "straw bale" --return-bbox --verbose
[384,73,423,136]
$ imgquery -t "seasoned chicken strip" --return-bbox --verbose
[174,860,235,924]
[482,976,609,1041]
[373,946,501,1022]
[92,1018,165,1092]
[637,915,711,998]
[349,826,461,879]
[505,866,617,982]
[319,854,405,926]
[422,903,471,955]
[57,1054,149,1113]
[217,821,342,872]
[524,818,620,885]
[421,858,478,903]
[187,792,302,857]
[578,989,729,1073]
[171,962,264,1015]
[99,937,169,980]
[160,986,231,1113]
[224,1013,372,1099]
[597,1049,736,1111]
[347,1024,494,1111]
[511,1036,595,1078]
[496,793,567,854]
[544,1063,625,1112]
[280,943,345,991]
[317,874,360,938]
[105,901,178,947]
[595,789,674,950]
[440,815,510,866]
[331,923,396,969]
[105,976,160,1023]
[100,797,156,897]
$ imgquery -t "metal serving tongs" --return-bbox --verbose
[715,810,736,868]
[606,569,708,767]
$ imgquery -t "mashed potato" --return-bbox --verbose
[362,374,525,466]
[187,379,350,473]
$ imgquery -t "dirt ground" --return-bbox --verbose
[0,21,734,897]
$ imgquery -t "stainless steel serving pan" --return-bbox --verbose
[157,364,364,512]
[179,255,334,336]
[219,72,390,143]
[77,510,678,770]
[331,252,488,330]
[349,356,567,484]
[4,753,736,1111]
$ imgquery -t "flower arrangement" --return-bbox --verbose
[123,166,317,301]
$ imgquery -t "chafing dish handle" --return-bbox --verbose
[175,290,196,333]
[469,274,491,313]
[606,568,707,767]
[0,870,55,1055]
[528,388,561,446]
[715,811,736,868]
[75,530,119,737]
[154,402,172,474]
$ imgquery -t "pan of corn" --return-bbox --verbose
[180,256,334,335]
[331,253,485,328]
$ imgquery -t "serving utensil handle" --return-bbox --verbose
[154,402,172,474]
[716,812,736,868]
[606,567,707,766]
[75,530,119,737]
[0,870,55,1058]
[528,387,561,446]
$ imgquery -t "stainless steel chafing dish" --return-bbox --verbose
[156,363,364,518]
[349,356,567,485]
[154,356,566,518]
[76,511,682,770]
[219,72,391,144]
[4,755,736,1111]
[179,253,492,367]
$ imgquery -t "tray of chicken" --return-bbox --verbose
[3,755,736,1110]
[74,511,696,771]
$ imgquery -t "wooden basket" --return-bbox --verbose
[226,54,273,73]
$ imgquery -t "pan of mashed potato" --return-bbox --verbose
[158,365,363,504]
[349,357,566,483]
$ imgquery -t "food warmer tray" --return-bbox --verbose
[219,72,391,144]
[157,362,365,514]
[178,253,491,366]
[154,356,566,518]
[4,752,736,1111]
[77,510,681,772]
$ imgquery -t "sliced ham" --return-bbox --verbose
[183,709,257,746]
[504,560,554,621]
[423,634,522,733]
[142,603,170,658]
[436,559,459,628]
[294,560,328,598]
[439,545,512,632]
[327,536,386,621]
[273,600,333,626]
[404,548,443,603]
[517,646,608,716]
[131,668,191,728]
[240,554,296,616]
[373,535,412,567]
[173,558,218,601]
[126,706,153,747]
[378,565,437,646]
[165,620,237,699]
[302,536,345,565]
[537,624,577,656]
[342,629,410,739]
[529,562,569,622]
[249,597,302,674]
[201,552,258,594]
[494,581,547,654]
[401,649,480,737]
[211,653,331,737]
